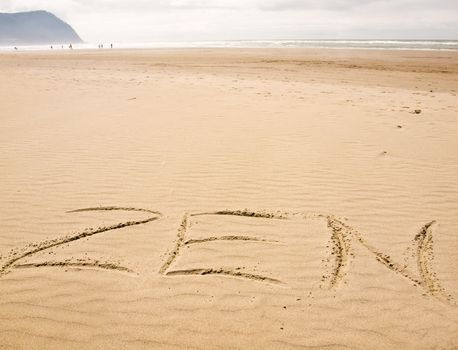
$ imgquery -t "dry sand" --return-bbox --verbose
[0,48,458,349]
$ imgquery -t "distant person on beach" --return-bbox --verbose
[69,44,73,50]
[111,43,113,49]
[50,45,53,49]
[14,47,18,50]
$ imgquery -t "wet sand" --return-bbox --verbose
[0,48,458,349]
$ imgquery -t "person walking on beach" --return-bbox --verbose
[69,44,73,50]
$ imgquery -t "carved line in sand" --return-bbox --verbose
[0,207,162,278]
[159,211,288,285]
[14,258,134,274]
[415,221,445,298]
[184,236,281,246]
[326,215,449,301]
[159,210,453,304]
[0,207,452,303]
[314,215,451,303]
[160,210,348,287]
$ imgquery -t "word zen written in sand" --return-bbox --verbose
[0,207,453,304]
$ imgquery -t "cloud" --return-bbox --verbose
[1,0,457,42]
[257,0,386,11]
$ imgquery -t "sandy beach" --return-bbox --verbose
[1,48,458,349]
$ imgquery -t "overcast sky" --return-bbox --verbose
[1,0,457,42]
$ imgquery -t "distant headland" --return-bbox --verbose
[0,10,82,45]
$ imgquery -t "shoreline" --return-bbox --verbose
[2,47,458,53]
[1,38,457,53]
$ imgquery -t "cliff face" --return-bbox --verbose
[0,10,82,45]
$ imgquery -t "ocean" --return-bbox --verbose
[1,39,457,51]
